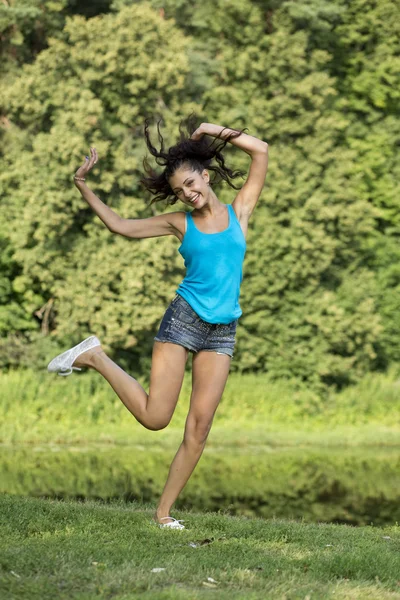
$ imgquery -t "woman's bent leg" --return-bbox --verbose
[155,350,231,523]
[74,341,189,430]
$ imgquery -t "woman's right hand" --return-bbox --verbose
[74,146,98,183]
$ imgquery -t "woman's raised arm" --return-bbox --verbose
[74,147,184,239]
[191,123,269,219]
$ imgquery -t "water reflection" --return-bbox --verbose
[1,445,399,526]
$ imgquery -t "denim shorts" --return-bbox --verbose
[154,294,238,357]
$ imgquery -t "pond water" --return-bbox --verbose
[1,445,399,526]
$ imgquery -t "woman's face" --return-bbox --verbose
[169,167,209,208]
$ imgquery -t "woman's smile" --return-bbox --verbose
[189,193,200,204]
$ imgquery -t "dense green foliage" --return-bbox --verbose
[1,0,399,391]
[2,495,400,599]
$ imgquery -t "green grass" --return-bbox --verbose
[1,495,400,599]
[1,365,400,447]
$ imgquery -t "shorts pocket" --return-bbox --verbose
[174,298,199,325]
[175,305,198,325]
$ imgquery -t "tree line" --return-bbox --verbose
[0,0,398,392]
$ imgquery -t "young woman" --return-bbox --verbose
[47,116,269,529]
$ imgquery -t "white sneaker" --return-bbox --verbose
[158,517,185,530]
[47,335,101,377]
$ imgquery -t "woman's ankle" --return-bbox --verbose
[73,347,105,369]
[155,507,172,522]
[86,348,107,368]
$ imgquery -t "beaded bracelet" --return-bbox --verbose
[74,177,86,181]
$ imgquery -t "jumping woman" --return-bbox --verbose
[47,116,269,529]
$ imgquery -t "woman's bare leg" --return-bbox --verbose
[73,341,189,430]
[155,350,231,523]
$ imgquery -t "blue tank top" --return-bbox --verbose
[176,204,247,324]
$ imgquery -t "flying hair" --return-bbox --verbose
[140,113,248,205]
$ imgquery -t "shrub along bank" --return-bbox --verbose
[2,367,400,445]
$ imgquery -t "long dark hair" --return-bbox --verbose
[140,113,248,205]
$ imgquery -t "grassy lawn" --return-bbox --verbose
[1,495,400,600]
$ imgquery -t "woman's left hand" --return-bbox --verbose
[190,123,206,141]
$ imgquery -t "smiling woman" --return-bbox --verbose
[140,113,247,205]
[49,112,268,531]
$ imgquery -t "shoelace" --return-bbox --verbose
[58,366,82,377]
[159,517,185,528]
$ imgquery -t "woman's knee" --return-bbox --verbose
[136,407,173,431]
[184,415,213,446]
[139,413,172,431]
